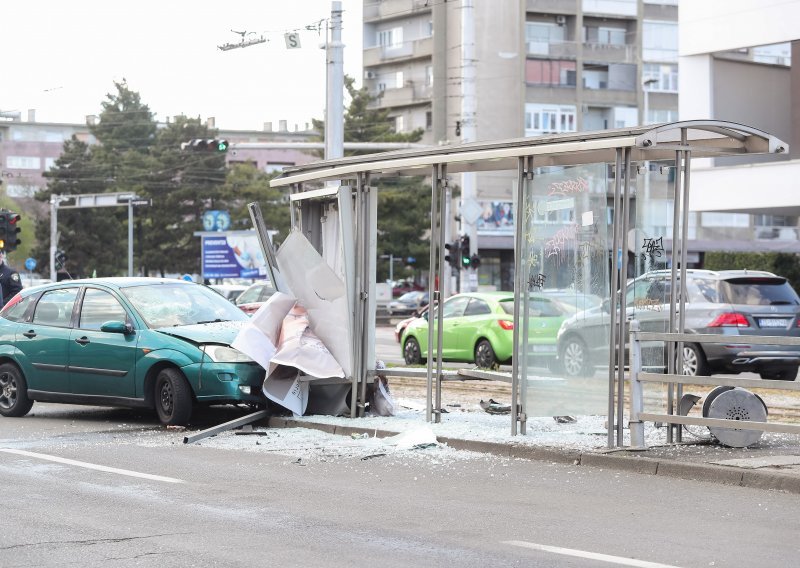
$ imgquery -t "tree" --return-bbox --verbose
[312,76,431,282]
[220,164,291,247]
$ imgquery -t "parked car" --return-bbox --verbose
[387,291,429,316]
[394,305,429,343]
[0,277,266,425]
[234,281,276,315]
[391,280,425,298]
[556,269,800,380]
[209,283,248,302]
[400,292,574,368]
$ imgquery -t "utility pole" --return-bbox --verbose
[325,1,344,160]
[460,0,477,292]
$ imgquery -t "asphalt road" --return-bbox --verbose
[2,404,800,567]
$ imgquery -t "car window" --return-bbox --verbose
[122,283,248,327]
[687,278,719,303]
[529,297,565,317]
[720,278,800,306]
[238,284,263,304]
[626,278,653,307]
[1,293,36,322]
[257,284,276,302]
[464,298,492,316]
[79,288,129,331]
[441,296,470,318]
[33,288,79,328]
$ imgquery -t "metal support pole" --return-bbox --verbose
[426,165,440,422]
[616,147,633,447]
[628,320,645,448]
[128,201,134,276]
[511,157,526,436]
[607,150,623,447]
[49,197,58,282]
[325,1,344,161]
[434,169,448,423]
[676,132,692,442]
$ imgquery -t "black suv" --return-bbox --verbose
[556,269,800,380]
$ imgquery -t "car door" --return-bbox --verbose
[69,287,138,398]
[455,298,493,357]
[439,296,471,358]
[16,288,79,393]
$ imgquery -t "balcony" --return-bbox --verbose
[370,83,432,109]
[526,40,578,59]
[363,36,433,67]
[582,42,636,64]
[364,0,431,22]
[754,227,800,241]
[581,88,637,105]
[525,0,577,13]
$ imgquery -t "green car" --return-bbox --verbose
[401,292,574,368]
[0,278,266,425]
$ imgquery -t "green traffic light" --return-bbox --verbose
[217,140,229,152]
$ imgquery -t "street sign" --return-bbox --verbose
[131,199,151,206]
[202,210,231,232]
[25,257,36,271]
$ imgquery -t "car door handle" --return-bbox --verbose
[22,330,36,338]
[75,337,90,345]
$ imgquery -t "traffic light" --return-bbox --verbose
[0,212,7,250]
[470,254,481,269]
[182,138,229,152]
[55,249,67,270]
[5,212,20,252]
[460,235,471,268]
[444,240,460,269]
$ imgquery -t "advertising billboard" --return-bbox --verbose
[201,232,267,279]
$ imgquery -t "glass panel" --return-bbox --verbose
[33,288,79,328]
[79,288,128,330]
[520,163,611,417]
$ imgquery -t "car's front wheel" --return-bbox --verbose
[474,339,498,369]
[560,337,591,377]
[403,337,424,365]
[681,343,710,376]
[155,368,193,425]
[760,366,798,381]
[0,363,33,418]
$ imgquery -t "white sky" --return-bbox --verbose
[2,0,364,131]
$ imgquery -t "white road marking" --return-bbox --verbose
[0,448,184,484]
[503,541,683,568]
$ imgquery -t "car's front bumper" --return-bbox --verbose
[187,361,267,404]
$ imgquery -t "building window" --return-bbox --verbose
[583,25,627,46]
[395,116,405,133]
[754,214,796,227]
[45,157,57,170]
[425,111,432,130]
[525,59,576,86]
[6,156,41,169]
[643,63,678,92]
[525,103,577,136]
[6,184,37,198]
[395,71,404,88]
[425,65,433,86]
[701,212,750,227]
[643,21,678,61]
[377,27,403,49]
[525,22,565,55]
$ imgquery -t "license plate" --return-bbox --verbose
[759,318,790,328]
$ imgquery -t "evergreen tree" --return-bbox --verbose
[220,164,291,247]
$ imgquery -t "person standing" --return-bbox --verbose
[0,251,22,306]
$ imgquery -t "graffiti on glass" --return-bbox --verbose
[641,237,664,263]
[547,177,589,197]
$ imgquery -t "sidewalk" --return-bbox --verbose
[263,398,800,495]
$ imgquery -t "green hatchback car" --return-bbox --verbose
[401,292,574,368]
[0,278,267,425]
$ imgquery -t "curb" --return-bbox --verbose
[269,417,800,494]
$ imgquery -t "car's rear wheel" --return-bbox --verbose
[561,337,591,377]
[474,339,497,369]
[155,368,193,425]
[0,363,33,418]
[681,343,710,376]
[760,366,798,381]
[403,337,424,365]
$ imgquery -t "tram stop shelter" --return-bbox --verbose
[266,121,789,448]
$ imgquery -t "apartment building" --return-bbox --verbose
[680,1,800,256]
[363,0,679,290]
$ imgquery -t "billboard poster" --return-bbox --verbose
[202,232,267,279]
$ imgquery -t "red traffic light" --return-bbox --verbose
[8,213,20,224]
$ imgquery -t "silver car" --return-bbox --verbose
[556,269,800,380]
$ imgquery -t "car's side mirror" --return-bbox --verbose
[100,320,134,334]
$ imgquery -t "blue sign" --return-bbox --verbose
[202,210,231,232]
[25,258,37,271]
[202,234,266,279]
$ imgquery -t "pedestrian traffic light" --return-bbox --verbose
[460,235,471,268]
[470,254,481,269]
[182,139,229,152]
[5,212,21,252]
[444,241,460,269]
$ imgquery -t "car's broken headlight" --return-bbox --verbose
[201,345,253,363]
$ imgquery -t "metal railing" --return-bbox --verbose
[628,320,800,448]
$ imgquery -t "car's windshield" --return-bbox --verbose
[122,283,250,327]
[720,278,800,306]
